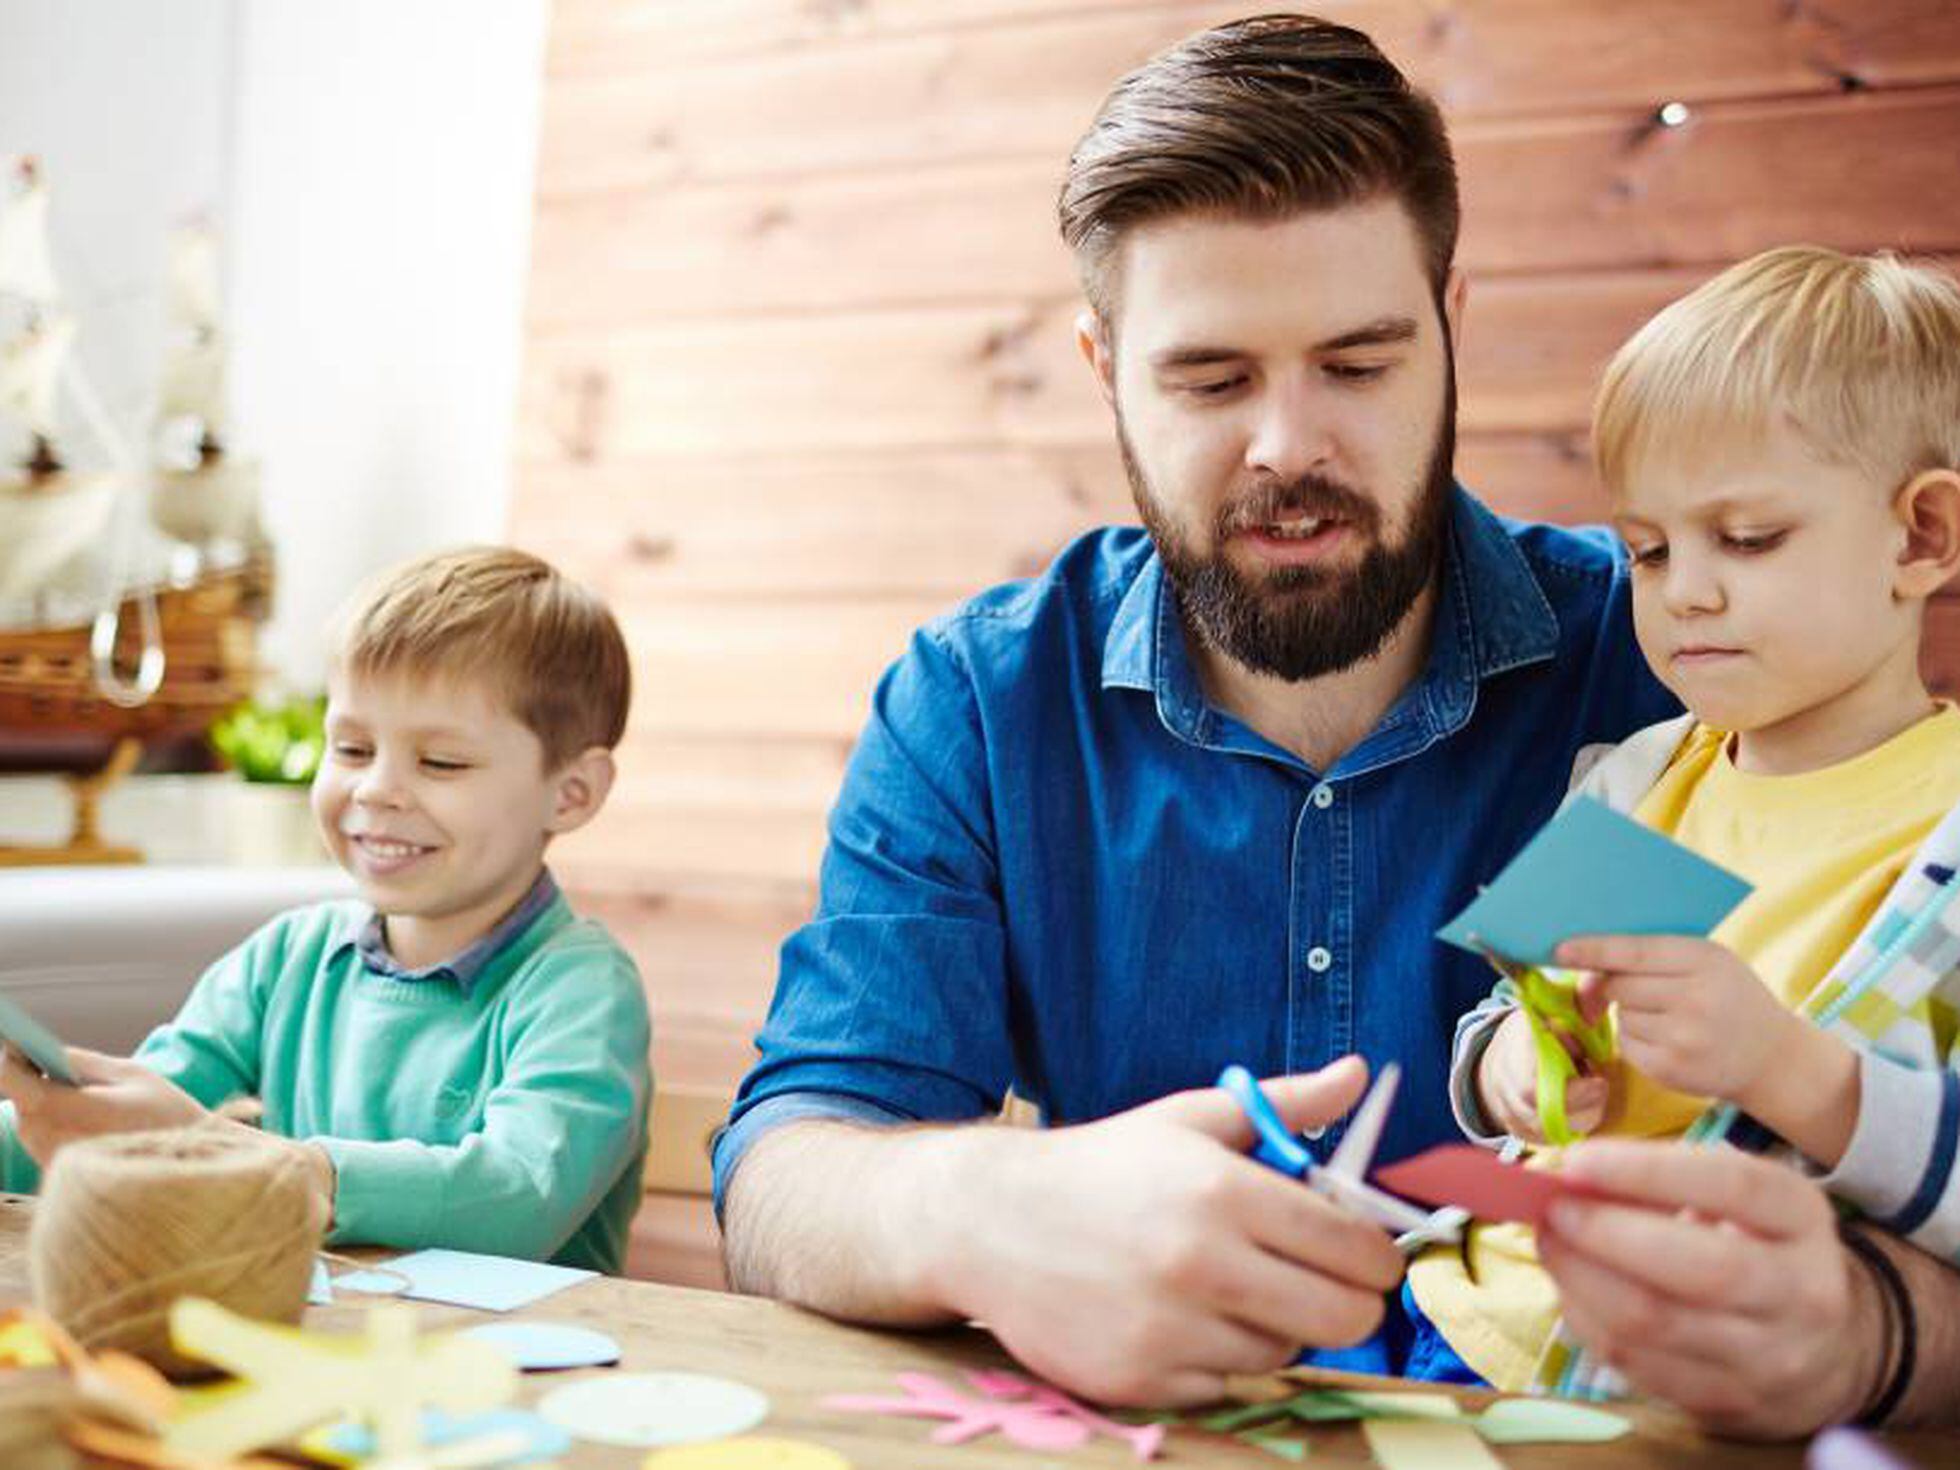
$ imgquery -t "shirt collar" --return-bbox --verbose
[1101,486,1560,756]
[340,867,561,992]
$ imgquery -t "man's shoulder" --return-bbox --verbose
[917,525,1152,667]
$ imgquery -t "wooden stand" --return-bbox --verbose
[0,738,142,867]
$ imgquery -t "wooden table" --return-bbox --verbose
[4,1195,1956,1469]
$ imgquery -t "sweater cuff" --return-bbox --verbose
[1450,1006,1514,1148]
[315,1136,446,1248]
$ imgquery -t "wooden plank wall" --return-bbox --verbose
[514,1,1960,1287]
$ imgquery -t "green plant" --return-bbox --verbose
[210,694,326,785]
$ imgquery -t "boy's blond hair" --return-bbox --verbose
[1594,245,1960,495]
[328,546,631,769]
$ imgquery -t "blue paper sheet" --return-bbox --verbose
[1437,796,1752,966]
[331,1248,594,1313]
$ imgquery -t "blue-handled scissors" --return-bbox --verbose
[1218,1063,1471,1270]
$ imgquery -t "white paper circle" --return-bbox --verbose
[538,1372,770,1448]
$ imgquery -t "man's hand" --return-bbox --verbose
[0,1047,209,1166]
[1537,1139,1879,1438]
[936,1056,1408,1405]
[1474,1007,1607,1143]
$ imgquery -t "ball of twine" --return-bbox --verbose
[27,1122,328,1377]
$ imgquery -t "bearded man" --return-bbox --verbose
[711,15,1960,1440]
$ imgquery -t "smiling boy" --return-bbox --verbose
[0,547,652,1272]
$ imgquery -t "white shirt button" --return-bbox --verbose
[1306,946,1333,973]
[1311,784,1334,809]
[1302,1123,1327,1140]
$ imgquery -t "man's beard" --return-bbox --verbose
[1119,382,1456,683]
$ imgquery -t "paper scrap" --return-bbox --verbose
[0,992,77,1083]
[332,1248,593,1312]
[164,1300,515,1463]
[1364,1419,1506,1470]
[463,1320,621,1371]
[1806,1427,1921,1470]
[306,1260,333,1306]
[1437,796,1750,966]
[537,1372,768,1449]
[320,1407,570,1465]
[825,1370,1162,1459]
[641,1439,856,1469]
[1473,1398,1630,1444]
[1373,1145,1583,1229]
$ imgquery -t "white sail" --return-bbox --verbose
[0,160,59,305]
[158,325,227,427]
[158,220,228,434]
[0,312,75,436]
[167,220,222,329]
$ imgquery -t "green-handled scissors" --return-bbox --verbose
[1471,939,1614,1146]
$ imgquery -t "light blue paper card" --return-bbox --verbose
[326,1408,571,1464]
[334,1248,594,1313]
[1437,796,1752,966]
[0,993,77,1084]
[306,1259,333,1306]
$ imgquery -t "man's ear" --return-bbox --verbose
[1076,310,1117,409]
[1441,268,1468,356]
[545,747,617,836]
[1894,468,1960,601]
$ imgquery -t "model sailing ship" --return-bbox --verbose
[0,156,269,862]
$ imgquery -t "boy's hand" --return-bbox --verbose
[1558,935,1793,1105]
[0,1047,209,1167]
[1474,1007,1607,1144]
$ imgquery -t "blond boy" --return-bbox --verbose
[1406,247,1960,1391]
[0,547,652,1272]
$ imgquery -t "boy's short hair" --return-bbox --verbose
[1595,245,1960,496]
[328,546,631,768]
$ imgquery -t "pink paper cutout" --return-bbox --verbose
[1373,1143,1598,1228]
[823,1369,1164,1460]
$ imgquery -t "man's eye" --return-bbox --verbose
[1325,362,1389,383]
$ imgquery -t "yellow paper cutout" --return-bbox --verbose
[162,1298,515,1464]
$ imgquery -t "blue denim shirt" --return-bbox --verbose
[713,489,1677,1210]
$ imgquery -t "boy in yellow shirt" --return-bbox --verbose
[1405,247,1960,1391]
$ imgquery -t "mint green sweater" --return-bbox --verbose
[0,894,651,1272]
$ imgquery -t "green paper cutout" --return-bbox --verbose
[1242,1429,1312,1461]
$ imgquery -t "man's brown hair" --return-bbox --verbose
[1058,13,1458,320]
[329,546,632,769]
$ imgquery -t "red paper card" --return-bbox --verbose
[1373,1144,1589,1228]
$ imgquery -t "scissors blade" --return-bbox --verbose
[1325,1060,1399,1182]
[1309,1168,1439,1237]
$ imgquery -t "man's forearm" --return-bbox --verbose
[720,1117,1013,1325]
[1861,1226,1960,1428]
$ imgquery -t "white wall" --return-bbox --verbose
[0,0,549,686]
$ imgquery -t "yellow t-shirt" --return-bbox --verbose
[1408,704,1960,1391]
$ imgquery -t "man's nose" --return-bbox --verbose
[1244,382,1336,485]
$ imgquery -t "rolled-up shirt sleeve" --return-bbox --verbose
[712,623,1016,1216]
